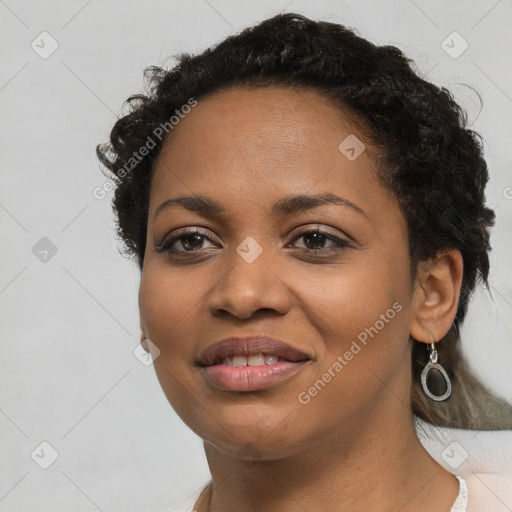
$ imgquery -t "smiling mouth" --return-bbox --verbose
[197,335,312,391]
[202,356,310,392]
[207,353,309,367]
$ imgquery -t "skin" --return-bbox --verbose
[138,86,464,511]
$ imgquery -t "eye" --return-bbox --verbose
[154,226,351,259]
[154,227,218,256]
[287,227,351,255]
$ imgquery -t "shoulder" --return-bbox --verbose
[464,471,512,511]
[415,416,512,511]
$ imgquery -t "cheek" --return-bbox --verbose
[297,263,403,343]
[295,260,411,395]
[138,267,206,426]
[138,265,206,355]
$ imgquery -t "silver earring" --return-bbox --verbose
[421,342,452,401]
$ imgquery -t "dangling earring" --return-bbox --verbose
[421,340,452,401]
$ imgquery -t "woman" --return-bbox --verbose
[97,13,512,512]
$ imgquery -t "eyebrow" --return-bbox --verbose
[153,193,366,220]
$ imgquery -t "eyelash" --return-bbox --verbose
[154,226,351,258]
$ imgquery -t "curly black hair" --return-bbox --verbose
[97,13,510,429]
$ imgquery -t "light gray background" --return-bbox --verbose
[1,1,511,511]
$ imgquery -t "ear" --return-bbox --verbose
[409,249,463,343]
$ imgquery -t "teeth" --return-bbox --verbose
[232,355,248,367]
[264,354,278,365]
[221,353,282,367]
[248,353,265,366]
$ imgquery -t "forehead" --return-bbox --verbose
[154,86,375,179]
[150,85,398,226]
[155,85,370,158]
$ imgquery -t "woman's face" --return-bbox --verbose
[139,86,417,459]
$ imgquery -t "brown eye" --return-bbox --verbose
[298,231,332,249]
[176,233,207,251]
[154,228,217,254]
[289,228,351,254]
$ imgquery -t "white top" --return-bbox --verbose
[451,476,469,511]
[163,417,512,511]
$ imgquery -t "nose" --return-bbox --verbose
[206,242,292,320]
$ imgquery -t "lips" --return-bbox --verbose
[196,336,311,367]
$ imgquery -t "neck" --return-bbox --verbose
[197,406,459,512]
